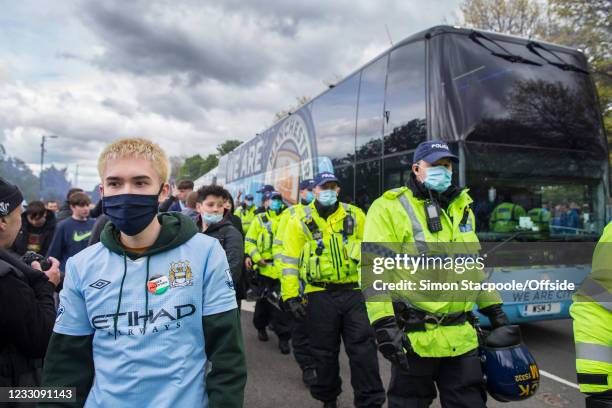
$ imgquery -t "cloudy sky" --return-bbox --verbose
[0,0,460,190]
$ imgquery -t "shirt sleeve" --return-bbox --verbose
[46,221,64,260]
[202,239,238,316]
[53,258,94,336]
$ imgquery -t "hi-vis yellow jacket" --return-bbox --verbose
[235,205,257,233]
[244,209,282,279]
[280,202,365,301]
[362,186,501,358]
[273,204,307,264]
[570,221,612,394]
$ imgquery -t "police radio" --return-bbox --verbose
[424,199,443,233]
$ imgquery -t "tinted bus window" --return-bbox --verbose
[356,56,387,161]
[311,74,359,169]
[356,159,380,212]
[335,164,355,205]
[383,153,413,190]
[383,41,426,155]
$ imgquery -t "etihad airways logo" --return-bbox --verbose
[92,304,196,336]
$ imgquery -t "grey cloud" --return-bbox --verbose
[79,1,274,86]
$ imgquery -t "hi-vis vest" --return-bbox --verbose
[235,205,256,232]
[362,186,502,358]
[244,210,281,279]
[489,202,526,233]
[570,222,612,394]
[280,202,365,300]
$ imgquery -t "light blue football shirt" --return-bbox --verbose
[54,234,237,407]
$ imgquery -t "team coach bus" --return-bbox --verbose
[196,25,610,324]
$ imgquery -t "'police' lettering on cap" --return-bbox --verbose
[314,172,339,187]
[413,140,459,164]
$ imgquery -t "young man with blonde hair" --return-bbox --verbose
[42,138,246,407]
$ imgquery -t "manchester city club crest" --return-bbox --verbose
[169,261,193,288]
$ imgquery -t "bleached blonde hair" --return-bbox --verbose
[98,138,169,183]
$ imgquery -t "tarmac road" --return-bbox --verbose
[240,302,584,408]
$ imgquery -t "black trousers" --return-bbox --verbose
[252,275,292,340]
[388,348,487,408]
[291,316,314,370]
[306,290,385,407]
[586,391,612,408]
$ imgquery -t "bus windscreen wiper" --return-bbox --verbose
[469,31,542,66]
[526,41,590,74]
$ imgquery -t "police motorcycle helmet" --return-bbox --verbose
[480,325,540,402]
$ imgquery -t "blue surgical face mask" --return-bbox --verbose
[304,191,314,204]
[423,166,452,192]
[317,189,338,207]
[269,199,282,212]
[245,200,253,207]
[203,212,223,225]
[103,190,161,236]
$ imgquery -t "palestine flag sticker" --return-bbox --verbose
[147,275,170,295]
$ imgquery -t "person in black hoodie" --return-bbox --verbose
[12,200,57,256]
[222,190,244,236]
[196,185,245,304]
[0,178,60,406]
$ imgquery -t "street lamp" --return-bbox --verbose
[40,134,58,199]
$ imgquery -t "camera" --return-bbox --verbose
[21,251,52,271]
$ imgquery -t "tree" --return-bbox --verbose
[458,0,547,38]
[40,165,72,202]
[177,154,219,180]
[169,155,186,181]
[216,140,242,157]
[0,153,39,202]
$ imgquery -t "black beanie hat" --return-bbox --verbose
[0,177,24,217]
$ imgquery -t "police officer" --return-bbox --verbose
[362,141,510,408]
[255,185,275,214]
[570,221,612,407]
[280,172,385,408]
[245,190,293,354]
[274,179,317,386]
[235,193,257,232]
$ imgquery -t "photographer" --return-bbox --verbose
[0,178,60,396]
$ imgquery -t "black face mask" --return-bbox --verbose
[102,185,163,236]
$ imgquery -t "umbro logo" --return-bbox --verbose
[90,279,111,289]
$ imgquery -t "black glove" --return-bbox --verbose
[286,297,307,320]
[479,304,510,328]
[372,316,410,370]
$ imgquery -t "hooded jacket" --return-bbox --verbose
[41,213,246,407]
[197,216,244,299]
[12,209,57,256]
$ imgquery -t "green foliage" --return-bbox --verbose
[177,153,219,180]
[217,140,242,157]
[175,140,241,180]
[0,152,39,202]
[459,0,546,38]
